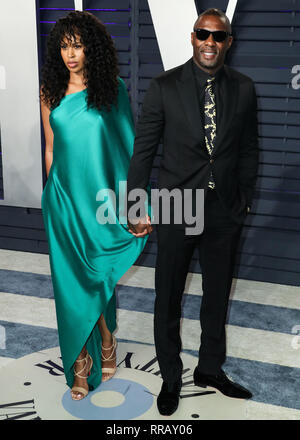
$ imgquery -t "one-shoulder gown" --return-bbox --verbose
[41,78,147,391]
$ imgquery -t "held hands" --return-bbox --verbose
[127,215,153,237]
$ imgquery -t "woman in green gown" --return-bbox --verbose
[40,11,150,401]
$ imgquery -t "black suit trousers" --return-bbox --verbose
[154,190,243,383]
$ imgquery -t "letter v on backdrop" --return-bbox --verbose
[148,0,238,71]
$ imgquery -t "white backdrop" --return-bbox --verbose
[0,0,42,208]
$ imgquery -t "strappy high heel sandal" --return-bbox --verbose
[101,336,117,382]
[71,352,93,400]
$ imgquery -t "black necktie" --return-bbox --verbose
[204,77,216,189]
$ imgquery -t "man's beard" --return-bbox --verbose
[197,50,220,70]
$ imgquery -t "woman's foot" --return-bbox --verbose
[101,335,117,382]
[71,352,93,400]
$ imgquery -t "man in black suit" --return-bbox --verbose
[127,8,259,416]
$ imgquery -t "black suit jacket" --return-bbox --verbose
[127,58,259,226]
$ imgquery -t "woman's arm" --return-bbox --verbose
[40,99,54,177]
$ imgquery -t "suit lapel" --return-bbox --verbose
[176,58,206,146]
[213,65,238,155]
[176,60,238,156]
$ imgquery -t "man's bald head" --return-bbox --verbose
[194,8,232,34]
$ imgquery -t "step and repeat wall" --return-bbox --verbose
[0,0,299,286]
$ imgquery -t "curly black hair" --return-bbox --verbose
[40,11,119,111]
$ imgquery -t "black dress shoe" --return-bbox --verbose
[194,367,252,399]
[157,380,182,416]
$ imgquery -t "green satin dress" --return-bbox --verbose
[41,78,147,391]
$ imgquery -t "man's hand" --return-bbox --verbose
[128,215,153,237]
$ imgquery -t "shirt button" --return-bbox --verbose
[210,159,214,164]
